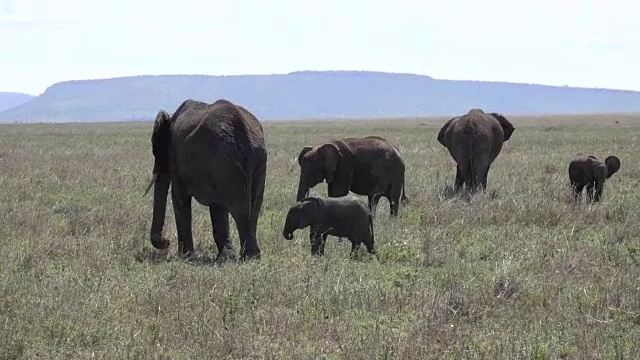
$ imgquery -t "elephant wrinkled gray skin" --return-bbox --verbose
[296,136,408,217]
[437,109,515,193]
[282,196,376,257]
[145,99,267,262]
[568,154,620,203]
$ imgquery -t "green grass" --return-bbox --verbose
[1,114,639,359]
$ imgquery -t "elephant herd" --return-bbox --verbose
[144,98,622,262]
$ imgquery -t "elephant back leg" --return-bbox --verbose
[571,181,584,202]
[454,165,464,192]
[367,194,377,218]
[368,191,387,219]
[389,181,404,216]
[170,179,194,257]
[453,159,473,192]
[458,153,490,194]
[593,180,605,202]
[209,204,236,263]
[480,164,492,190]
[228,164,266,261]
[349,236,362,259]
[230,208,260,260]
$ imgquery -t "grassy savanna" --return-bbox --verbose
[1,114,639,359]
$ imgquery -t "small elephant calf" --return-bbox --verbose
[282,196,376,257]
[568,154,621,203]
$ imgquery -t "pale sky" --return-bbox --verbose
[1,0,638,95]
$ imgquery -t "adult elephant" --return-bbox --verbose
[144,99,267,262]
[437,109,515,193]
[296,135,408,216]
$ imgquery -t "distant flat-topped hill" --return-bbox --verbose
[0,92,36,114]
[2,70,640,123]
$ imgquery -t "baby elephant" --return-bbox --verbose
[568,154,621,203]
[282,196,376,257]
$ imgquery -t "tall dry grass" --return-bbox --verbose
[0,114,639,359]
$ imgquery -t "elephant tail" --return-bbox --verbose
[368,212,375,245]
[468,156,478,189]
[462,129,480,190]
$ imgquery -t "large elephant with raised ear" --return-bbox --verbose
[437,109,515,193]
[296,136,408,217]
[144,98,267,262]
[568,154,621,203]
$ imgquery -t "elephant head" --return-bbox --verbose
[604,156,621,179]
[282,197,325,240]
[296,142,352,201]
[145,110,173,250]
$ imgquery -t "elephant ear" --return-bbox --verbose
[437,117,457,147]
[489,112,515,141]
[604,156,621,178]
[294,197,324,227]
[301,197,326,213]
[318,143,341,183]
[297,146,314,166]
[151,110,172,174]
[320,142,353,197]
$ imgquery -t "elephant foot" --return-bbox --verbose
[150,234,170,250]
[177,250,195,262]
[215,246,238,264]
[239,247,261,262]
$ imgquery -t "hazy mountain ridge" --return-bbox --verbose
[1,71,640,123]
[0,92,36,114]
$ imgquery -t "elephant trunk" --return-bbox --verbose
[282,213,296,240]
[149,172,171,249]
[296,177,309,202]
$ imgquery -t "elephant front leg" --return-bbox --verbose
[593,181,604,203]
[171,189,194,258]
[209,204,236,263]
[368,193,385,219]
[310,227,325,256]
[586,183,595,203]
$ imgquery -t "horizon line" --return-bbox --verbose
[3,69,639,96]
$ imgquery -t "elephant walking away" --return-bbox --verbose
[437,109,515,194]
[296,135,408,217]
[282,196,376,258]
[568,154,620,203]
[144,99,267,262]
